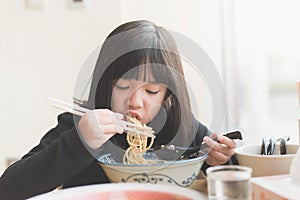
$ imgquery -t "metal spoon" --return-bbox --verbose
[154,130,242,160]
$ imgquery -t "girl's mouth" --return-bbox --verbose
[126,110,142,121]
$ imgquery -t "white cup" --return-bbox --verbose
[206,165,252,200]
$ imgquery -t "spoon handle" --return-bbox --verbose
[224,130,242,140]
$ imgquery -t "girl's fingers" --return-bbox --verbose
[78,110,124,149]
[114,112,124,119]
[203,136,218,149]
[217,135,236,149]
[209,149,233,164]
[86,110,121,129]
[203,135,236,165]
[204,136,236,155]
[99,124,124,134]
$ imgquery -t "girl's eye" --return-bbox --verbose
[146,90,159,94]
[116,85,129,90]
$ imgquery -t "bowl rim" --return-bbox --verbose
[235,144,299,158]
[97,152,208,167]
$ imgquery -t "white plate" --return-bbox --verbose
[28,183,203,200]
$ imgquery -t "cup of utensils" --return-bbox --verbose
[235,136,299,177]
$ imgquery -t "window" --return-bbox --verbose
[223,0,300,144]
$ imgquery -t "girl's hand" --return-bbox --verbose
[78,109,124,149]
[203,133,236,166]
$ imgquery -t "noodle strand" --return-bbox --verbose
[123,115,155,164]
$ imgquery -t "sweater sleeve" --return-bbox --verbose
[0,113,96,200]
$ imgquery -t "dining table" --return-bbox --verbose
[189,178,208,199]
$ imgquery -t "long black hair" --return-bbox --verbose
[87,20,195,146]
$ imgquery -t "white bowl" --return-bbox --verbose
[235,144,299,177]
[29,183,203,200]
[97,152,207,187]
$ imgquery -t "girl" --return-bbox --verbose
[0,20,236,199]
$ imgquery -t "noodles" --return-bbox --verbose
[123,115,156,164]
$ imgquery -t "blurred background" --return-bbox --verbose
[0,0,299,172]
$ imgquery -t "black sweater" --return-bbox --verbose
[0,112,210,200]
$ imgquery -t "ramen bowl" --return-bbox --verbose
[235,144,299,177]
[97,151,207,187]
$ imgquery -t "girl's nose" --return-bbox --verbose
[128,90,143,108]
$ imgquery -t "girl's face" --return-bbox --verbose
[111,77,167,124]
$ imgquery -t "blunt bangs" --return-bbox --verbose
[109,48,176,88]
